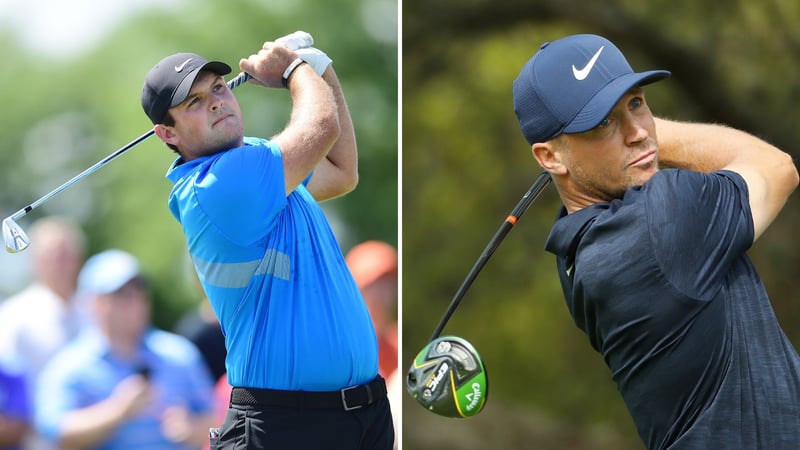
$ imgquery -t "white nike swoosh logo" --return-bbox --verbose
[572,46,604,81]
[174,58,193,72]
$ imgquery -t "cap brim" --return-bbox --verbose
[169,61,232,109]
[564,70,670,134]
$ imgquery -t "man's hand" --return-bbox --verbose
[275,31,314,51]
[275,31,330,76]
[160,405,193,444]
[111,373,153,420]
[57,372,154,449]
[240,43,300,89]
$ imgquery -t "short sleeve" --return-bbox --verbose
[194,141,287,246]
[644,169,753,300]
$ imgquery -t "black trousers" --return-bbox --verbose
[210,378,395,450]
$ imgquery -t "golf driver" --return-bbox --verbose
[2,71,252,254]
[407,171,552,418]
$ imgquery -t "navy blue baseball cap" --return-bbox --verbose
[141,52,231,124]
[513,34,670,145]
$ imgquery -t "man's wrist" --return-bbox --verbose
[282,58,307,89]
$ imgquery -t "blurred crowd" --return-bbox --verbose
[0,216,398,450]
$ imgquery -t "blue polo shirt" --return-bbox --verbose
[35,328,214,450]
[545,169,800,449]
[166,137,378,391]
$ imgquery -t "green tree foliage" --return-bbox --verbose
[402,0,800,448]
[0,0,397,329]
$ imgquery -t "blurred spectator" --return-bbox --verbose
[209,375,231,450]
[0,216,87,374]
[0,216,87,450]
[174,280,227,450]
[173,279,226,382]
[345,240,398,379]
[345,240,399,449]
[35,249,217,450]
[0,357,29,450]
[212,375,230,423]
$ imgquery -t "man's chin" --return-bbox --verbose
[635,165,659,184]
[623,168,658,192]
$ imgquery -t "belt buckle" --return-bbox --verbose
[341,385,364,411]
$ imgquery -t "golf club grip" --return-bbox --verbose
[227,72,252,90]
[429,171,552,341]
[8,72,252,223]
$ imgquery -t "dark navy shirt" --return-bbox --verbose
[545,169,800,449]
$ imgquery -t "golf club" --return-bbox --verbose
[407,170,552,418]
[431,170,552,340]
[2,71,252,254]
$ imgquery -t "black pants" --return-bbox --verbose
[210,380,395,449]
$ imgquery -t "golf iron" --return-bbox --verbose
[406,171,552,418]
[2,71,251,253]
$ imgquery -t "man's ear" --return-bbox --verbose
[153,124,178,147]
[532,141,567,176]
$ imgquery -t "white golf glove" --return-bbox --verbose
[275,31,313,51]
[295,47,332,76]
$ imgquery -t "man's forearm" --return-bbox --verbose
[322,67,358,184]
[655,117,798,240]
[59,400,128,449]
[656,118,772,172]
[304,66,360,201]
[277,64,341,194]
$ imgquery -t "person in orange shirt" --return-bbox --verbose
[346,240,399,449]
[346,241,398,380]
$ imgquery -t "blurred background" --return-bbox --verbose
[0,0,397,323]
[402,0,800,449]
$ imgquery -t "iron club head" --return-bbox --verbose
[3,218,30,253]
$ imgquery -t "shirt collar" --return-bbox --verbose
[544,203,609,257]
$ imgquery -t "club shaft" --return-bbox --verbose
[9,72,252,222]
[9,130,153,221]
[430,171,552,341]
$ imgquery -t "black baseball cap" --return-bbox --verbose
[141,52,231,124]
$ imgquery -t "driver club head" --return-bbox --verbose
[407,335,488,418]
[3,218,30,253]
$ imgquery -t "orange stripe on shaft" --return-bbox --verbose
[506,215,518,225]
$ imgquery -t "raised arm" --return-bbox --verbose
[656,117,798,241]
[305,66,359,201]
[239,43,340,196]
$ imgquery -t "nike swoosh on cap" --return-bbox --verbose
[174,58,193,72]
[572,46,604,81]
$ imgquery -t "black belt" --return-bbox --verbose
[230,376,386,411]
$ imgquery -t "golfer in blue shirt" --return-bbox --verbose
[141,32,393,449]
